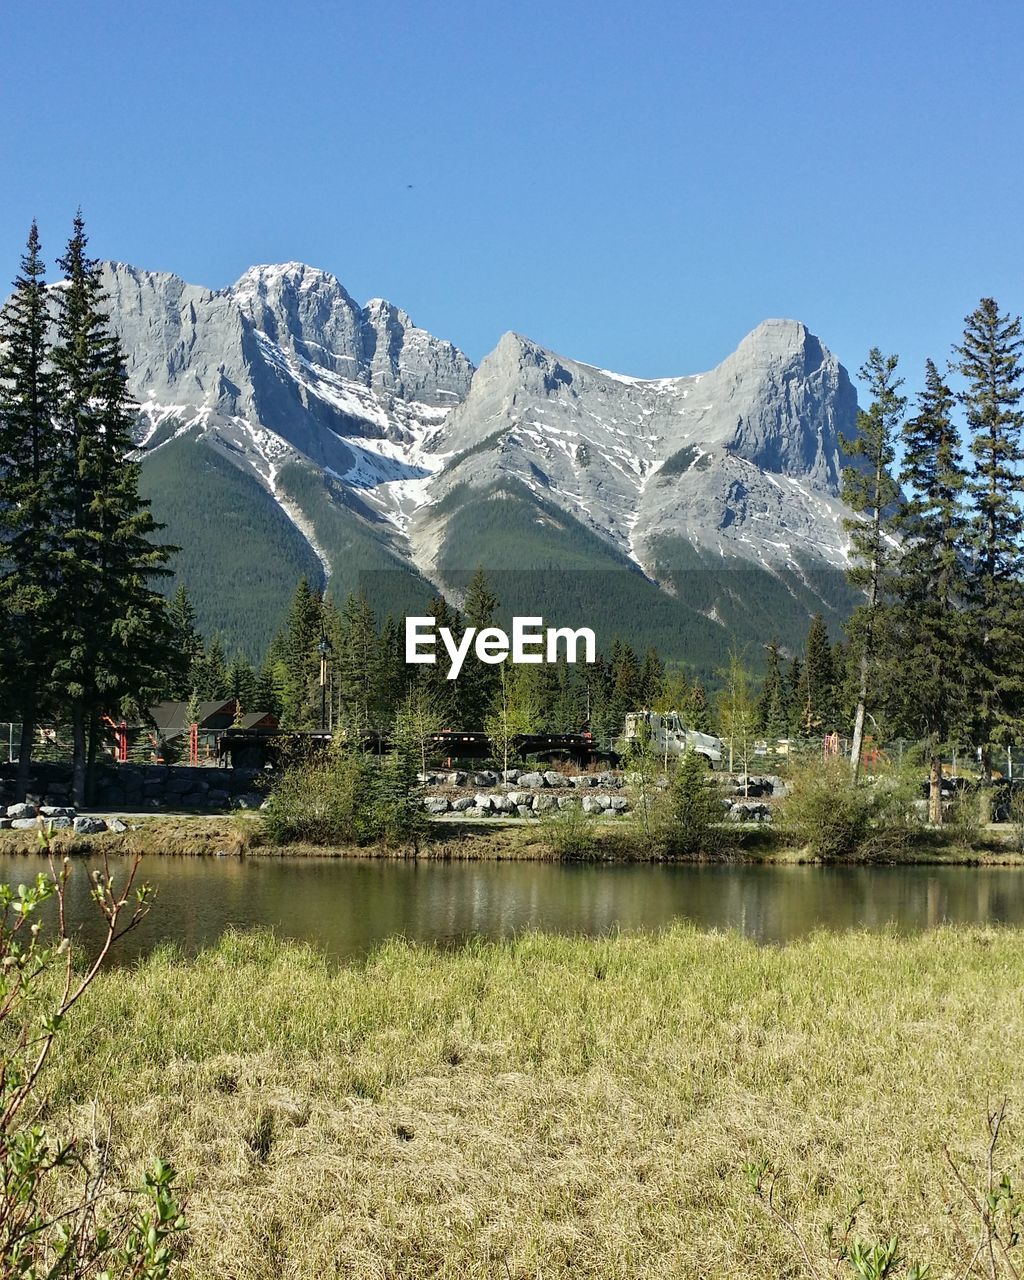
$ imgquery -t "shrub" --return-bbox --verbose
[664,750,726,856]
[538,802,598,860]
[780,759,874,860]
[261,748,425,848]
[780,758,924,861]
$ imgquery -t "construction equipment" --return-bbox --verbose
[622,711,723,765]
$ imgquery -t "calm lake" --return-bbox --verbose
[4,854,1024,963]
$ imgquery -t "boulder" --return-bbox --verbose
[609,795,629,812]
[543,771,563,788]
[450,796,476,812]
[532,795,557,813]
[6,803,36,820]
[44,817,72,831]
[582,796,606,814]
[518,772,546,788]
[472,771,498,787]
[596,771,619,787]
[516,805,533,819]
[506,791,528,807]
[726,801,771,823]
[569,775,594,788]
[474,794,494,813]
[73,816,107,835]
[423,796,449,815]
[107,818,128,834]
[501,769,520,784]
[445,771,468,786]
[11,818,39,830]
[40,806,74,818]
[491,794,516,814]
[0,819,10,830]
[556,796,578,810]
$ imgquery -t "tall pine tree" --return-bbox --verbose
[841,348,904,778]
[886,360,970,821]
[459,567,500,729]
[955,299,1024,781]
[48,215,178,802]
[0,223,58,799]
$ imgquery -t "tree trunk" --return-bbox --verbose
[850,648,869,781]
[71,705,87,809]
[15,716,34,804]
[979,745,993,825]
[928,754,943,826]
[86,713,101,808]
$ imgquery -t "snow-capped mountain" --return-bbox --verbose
[89,261,860,660]
[417,320,857,581]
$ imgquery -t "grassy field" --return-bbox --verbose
[41,924,1024,1278]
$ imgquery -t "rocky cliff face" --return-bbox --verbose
[418,317,857,577]
[70,259,860,655]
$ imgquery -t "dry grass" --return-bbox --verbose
[38,924,1024,1277]
[0,814,258,858]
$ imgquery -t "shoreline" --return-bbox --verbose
[0,812,1021,866]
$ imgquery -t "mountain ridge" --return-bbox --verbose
[31,260,863,662]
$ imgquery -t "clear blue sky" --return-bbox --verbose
[1,0,1021,398]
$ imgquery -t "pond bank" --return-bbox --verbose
[0,812,1021,864]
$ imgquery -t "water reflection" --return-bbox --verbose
[2,856,1023,964]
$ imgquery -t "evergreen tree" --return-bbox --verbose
[885,360,971,821]
[226,652,258,716]
[278,577,323,727]
[253,652,284,718]
[798,614,836,734]
[684,678,713,733]
[841,347,905,778]
[459,567,501,728]
[549,656,586,732]
[191,633,229,701]
[607,639,642,737]
[375,614,408,729]
[48,215,179,802]
[0,223,57,799]
[639,646,666,707]
[756,641,787,744]
[334,589,378,735]
[166,583,203,699]
[785,657,803,735]
[415,595,463,727]
[955,299,1024,780]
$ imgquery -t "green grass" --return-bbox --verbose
[43,924,1024,1277]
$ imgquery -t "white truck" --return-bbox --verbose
[622,711,723,765]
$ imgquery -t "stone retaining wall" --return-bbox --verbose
[0,762,266,813]
[418,769,783,820]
